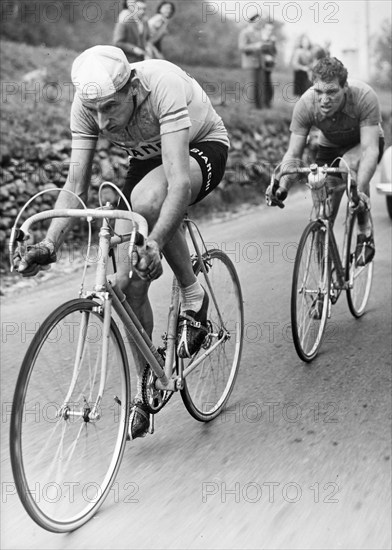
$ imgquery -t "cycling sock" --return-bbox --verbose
[180,281,204,313]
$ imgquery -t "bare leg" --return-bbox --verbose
[115,157,204,395]
[340,147,372,234]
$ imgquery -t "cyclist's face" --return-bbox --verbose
[84,88,134,133]
[313,78,346,117]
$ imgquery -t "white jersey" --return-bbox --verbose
[71,59,229,159]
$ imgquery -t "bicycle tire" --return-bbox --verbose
[291,221,330,362]
[346,212,374,317]
[10,299,130,533]
[180,249,244,421]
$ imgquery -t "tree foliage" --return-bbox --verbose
[372,19,392,87]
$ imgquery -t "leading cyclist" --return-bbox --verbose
[267,56,384,266]
[12,45,229,439]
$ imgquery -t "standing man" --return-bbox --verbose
[260,22,277,108]
[113,0,150,63]
[268,57,384,266]
[238,11,265,109]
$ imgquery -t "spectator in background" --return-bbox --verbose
[312,40,331,65]
[113,0,150,63]
[147,1,176,59]
[238,11,265,109]
[260,22,277,108]
[291,33,313,96]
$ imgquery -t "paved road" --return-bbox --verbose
[1,184,391,550]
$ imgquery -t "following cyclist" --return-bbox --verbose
[13,45,229,439]
[267,56,384,266]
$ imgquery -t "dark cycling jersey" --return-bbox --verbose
[71,59,229,159]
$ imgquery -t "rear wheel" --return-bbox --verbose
[291,221,330,362]
[10,299,130,533]
[346,212,374,317]
[180,250,244,421]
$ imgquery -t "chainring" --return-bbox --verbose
[141,364,174,414]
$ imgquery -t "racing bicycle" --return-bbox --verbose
[268,163,373,362]
[9,183,244,532]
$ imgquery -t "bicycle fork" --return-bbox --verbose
[57,296,112,423]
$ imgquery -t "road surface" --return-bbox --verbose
[1,184,391,549]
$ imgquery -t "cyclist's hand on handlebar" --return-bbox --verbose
[266,182,287,208]
[132,238,163,281]
[13,238,57,277]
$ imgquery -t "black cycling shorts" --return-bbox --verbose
[316,137,385,168]
[120,141,228,208]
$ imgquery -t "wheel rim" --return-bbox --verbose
[181,251,243,419]
[292,225,329,360]
[347,215,374,317]
[11,301,128,530]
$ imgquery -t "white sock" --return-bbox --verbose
[180,281,204,313]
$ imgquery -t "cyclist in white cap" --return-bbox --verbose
[13,45,230,440]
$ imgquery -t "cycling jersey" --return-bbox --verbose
[71,59,229,159]
[290,79,384,148]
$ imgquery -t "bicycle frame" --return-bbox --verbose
[11,206,230,414]
[85,215,230,397]
[314,205,352,293]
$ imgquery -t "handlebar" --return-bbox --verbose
[267,163,359,208]
[9,207,149,271]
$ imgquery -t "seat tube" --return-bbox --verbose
[164,275,181,378]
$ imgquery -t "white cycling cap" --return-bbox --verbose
[71,45,132,101]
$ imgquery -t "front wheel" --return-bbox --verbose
[180,250,244,421]
[10,299,130,533]
[291,221,331,362]
[346,212,374,317]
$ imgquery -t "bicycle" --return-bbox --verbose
[8,183,244,533]
[267,162,374,362]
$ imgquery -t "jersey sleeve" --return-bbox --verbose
[70,95,99,150]
[358,86,381,127]
[289,94,313,136]
[150,71,192,136]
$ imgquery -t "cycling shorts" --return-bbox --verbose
[120,141,228,208]
[316,137,385,168]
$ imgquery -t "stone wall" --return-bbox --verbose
[1,119,308,262]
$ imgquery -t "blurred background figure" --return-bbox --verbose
[312,39,331,65]
[238,10,264,109]
[260,22,277,108]
[291,33,313,96]
[113,0,150,62]
[147,1,176,59]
